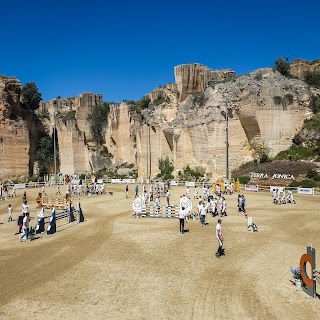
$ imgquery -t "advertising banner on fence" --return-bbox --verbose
[245,185,259,192]
[269,186,284,193]
[14,183,26,189]
[298,188,314,195]
[185,181,195,187]
[170,181,179,186]
[112,179,135,184]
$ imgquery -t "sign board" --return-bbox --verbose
[269,186,284,193]
[170,181,179,186]
[112,179,135,184]
[298,188,314,195]
[14,183,26,189]
[97,179,103,184]
[185,181,195,187]
[244,185,259,192]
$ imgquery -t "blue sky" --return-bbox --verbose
[1,0,319,102]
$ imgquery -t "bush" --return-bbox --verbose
[234,176,250,185]
[86,103,110,145]
[21,82,42,111]
[157,157,174,180]
[288,180,300,188]
[274,145,316,161]
[192,92,207,107]
[177,165,205,181]
[309,95,320,114]
[300,180,317,188]
[153,95,165,106]
[304,71,320,89]
[56,110,76,123]
[35,134,55,176]
[38,107,50,120]
[274,57,290,77]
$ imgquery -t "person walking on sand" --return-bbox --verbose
[215,219,224,258]
[135,185,139,198]
[125,185,129,199]
[166,189,170,206]
[8,204,13,222]
[179,206,187,234]
[11,185,16,198]
[194,186,198,199]
[20,212,30,242]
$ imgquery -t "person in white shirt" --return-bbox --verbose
[221,197,227,217]
[194,186,198,199]
[215,219,224,258]
[166,190,170,206]
[20,213,30,242]
[11,186,16,198]
[281,189,286,204]
[186,187,190,199]
[179,206,186,234]
[8,204,13,222]
[200,202,207,226]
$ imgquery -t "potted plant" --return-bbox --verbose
[290,266,302,290]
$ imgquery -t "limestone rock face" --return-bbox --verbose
[136,68,311,179]
[56,119,91,174]
[290,59,320,80]
[0,78,30,178]
[75,93,103,141]
[174,63,236,102]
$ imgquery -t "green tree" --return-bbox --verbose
[86,103,110,145]
[274,57,290,77]
[157,156,174,180]
[35,134,54,176]
[21,82,42,110]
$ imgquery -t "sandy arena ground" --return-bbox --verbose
[0,184,319,320]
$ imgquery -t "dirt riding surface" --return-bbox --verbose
[0,185,319,320]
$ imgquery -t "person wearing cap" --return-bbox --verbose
[215,219,224,257]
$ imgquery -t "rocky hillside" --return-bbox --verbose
[1,61,319,180]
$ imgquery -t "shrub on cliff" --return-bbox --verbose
[21,82,42,111]
[274,57,290,77]
[304,71,320,89]
[86,103,110,145]
[35,134,54,176]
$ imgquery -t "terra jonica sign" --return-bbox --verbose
[249,172,295,180]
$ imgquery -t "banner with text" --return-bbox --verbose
[245,185,259,192]
[298,188,314,195]
[185,181,195,187]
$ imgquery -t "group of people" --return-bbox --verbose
[0,184,16,199]
[179,204,225,258]
[6,191,32,242]
[63,182,106,196]
[272,188,295,204]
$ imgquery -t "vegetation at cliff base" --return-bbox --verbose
[21,82,42,111]
[86,103,110,145]
[157,157,174,180]
[35,134,55,176]
[177,165,205,181]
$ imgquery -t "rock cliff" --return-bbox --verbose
[290,59,320,80]
[0,62,316,180]
[0,77,42,178]
[174,63,236,102]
